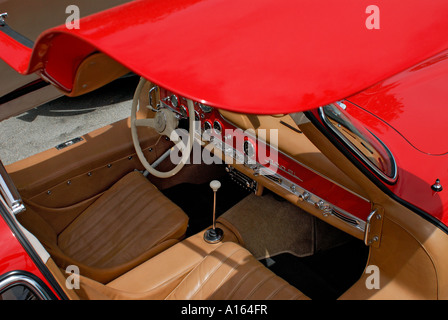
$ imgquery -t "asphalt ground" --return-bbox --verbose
[0,76,140,165]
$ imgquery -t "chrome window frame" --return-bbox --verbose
[0,272,53,300]
[319,105,398,184]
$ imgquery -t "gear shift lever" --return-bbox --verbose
[204,180,224,243]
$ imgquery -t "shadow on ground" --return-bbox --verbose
[17,75,140,122]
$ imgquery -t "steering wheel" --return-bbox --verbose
[131,77,195,178]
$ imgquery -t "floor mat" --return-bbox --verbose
[259,238,369,300]
[218,192,316,260]
[162,174,252,237]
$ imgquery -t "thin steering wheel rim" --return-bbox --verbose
[131,77,195,178]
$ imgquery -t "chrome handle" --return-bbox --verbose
[0,160,25,214]
[148,85,160,111]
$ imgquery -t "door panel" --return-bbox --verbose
[6,117,172,207]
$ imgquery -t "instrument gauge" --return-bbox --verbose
[213,120,222,135]
[199,103,213,113]
[170,95,179,108]
[243,140,256,158]
[203,120,212,132]
[180,105,188,118]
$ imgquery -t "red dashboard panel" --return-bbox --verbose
[159,89,372,228]
[214,113,372,222]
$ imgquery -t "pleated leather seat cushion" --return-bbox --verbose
[165,242,309,300]
[71,240,309,300]
[56,171,188,283]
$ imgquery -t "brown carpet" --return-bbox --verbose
[218,192,316,260]
[218,192,354,260]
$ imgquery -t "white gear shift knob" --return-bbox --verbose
[204,180,223,243]
[210,180,221,192]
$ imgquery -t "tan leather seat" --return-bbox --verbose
[165,242,308,300]
[74,241,309,300]
[18,171,189,283]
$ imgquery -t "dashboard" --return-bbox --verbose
[157,88,373,240]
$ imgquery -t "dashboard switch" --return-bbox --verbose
[315,200,325,209]
[298,192,310,202]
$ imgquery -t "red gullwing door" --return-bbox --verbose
[0,0,448,114]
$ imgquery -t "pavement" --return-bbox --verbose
[0,76,140,165]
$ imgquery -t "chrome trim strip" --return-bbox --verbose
[331,209,360,226]
[253,163,366,231]
[319,106,398,184]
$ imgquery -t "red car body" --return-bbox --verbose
[1,0,448,300]
[0,214,62,299]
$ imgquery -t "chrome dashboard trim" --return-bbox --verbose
[218,112,371,203]
[160,100,185,119]
[258,165,366,230]
[240,162,366,231]
[208,121,368,231]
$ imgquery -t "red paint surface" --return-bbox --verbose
[343,49,448,225]
[0,31,32,73]
[316,102,448,226]
[1,0,448,271]
[0,216,61,299]
[348,49,448,156]
[3,0,448,115]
